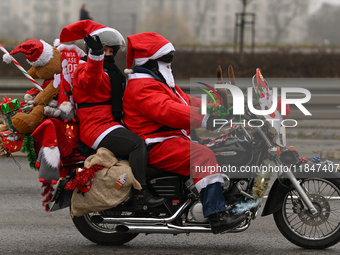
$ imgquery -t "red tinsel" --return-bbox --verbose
[41,182,55,212]
[65,164,104,191]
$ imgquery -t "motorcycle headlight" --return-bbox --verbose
[280,149,299,166]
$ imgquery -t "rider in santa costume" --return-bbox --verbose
[123,32,246,234]
[57,21,165,208]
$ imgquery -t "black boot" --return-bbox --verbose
[208,211,246,234]
[134,187,166,208]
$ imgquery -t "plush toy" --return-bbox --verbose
[3,39,62,134]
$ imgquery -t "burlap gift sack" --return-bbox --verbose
[71,147,142,217]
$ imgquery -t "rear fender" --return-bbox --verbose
[50,167,77,212]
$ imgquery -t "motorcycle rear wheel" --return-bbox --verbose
[72,210,138,245]
[274,178,340,249]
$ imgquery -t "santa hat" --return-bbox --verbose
[57,20,117,44]
[124,32,175,74]
[3,39,53,67]
[31,119,58,148]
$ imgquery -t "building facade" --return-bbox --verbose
[0,0,308,45]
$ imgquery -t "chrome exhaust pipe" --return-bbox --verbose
[91,199,192,224]
[115,223,212,234]
[115,224,185,234]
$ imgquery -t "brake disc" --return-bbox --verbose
[297,194,330,226]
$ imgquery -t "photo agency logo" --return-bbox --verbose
[198,75,312,128]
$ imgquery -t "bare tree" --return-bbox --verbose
[306,3,340,45]
[194,0,211,42]
[138,10,196,44]
[269,0,309,44]
[238,0,254,60]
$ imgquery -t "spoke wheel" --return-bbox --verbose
[274,178,340,249]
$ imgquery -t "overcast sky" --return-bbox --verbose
[310,0,340,13]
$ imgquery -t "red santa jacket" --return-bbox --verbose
[73,53,123,149]
[123,73,204,146]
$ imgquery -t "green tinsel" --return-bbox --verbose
[21,134,37,170]
[252,93,260,99]
[198,105,232,119]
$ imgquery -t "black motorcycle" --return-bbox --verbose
[50,69,340,249]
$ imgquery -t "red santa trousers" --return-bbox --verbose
[148,138,224,192]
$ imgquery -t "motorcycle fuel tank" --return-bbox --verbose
[210,137,253,167]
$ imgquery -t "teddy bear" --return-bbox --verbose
[3,39,62,134]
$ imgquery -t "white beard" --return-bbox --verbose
[158,61,175,88]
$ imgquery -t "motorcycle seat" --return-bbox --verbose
[146,166,185,178]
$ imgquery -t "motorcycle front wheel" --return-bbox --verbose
[72,210,138,245]
[274,178,340,249]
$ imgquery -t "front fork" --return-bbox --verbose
[275,158,318,215]
[254,127,318,215]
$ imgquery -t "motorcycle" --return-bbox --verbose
[49,68,340,249]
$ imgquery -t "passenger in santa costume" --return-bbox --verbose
[57,20,165,207]
[123,32,246,234]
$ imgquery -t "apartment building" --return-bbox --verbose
[0,0,308,45]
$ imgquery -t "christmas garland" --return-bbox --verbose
[65,164,104,191]
[20,134,37,170]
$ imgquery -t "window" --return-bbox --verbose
[182,1,189,12]
[36,12,44,21]
[225,3,230,12]
[64,0,70,6]
[210,29,216,37]
[23,0,31,6]
[209,0,216,12]
[267,29,273,38]
[23,12,30,19]
[63,12,70,20]
[2,12,8,20]
[211,16,216,25]
[51,0,57,7]
[224,16,230,24]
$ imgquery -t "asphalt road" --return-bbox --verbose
[1,156,340,255]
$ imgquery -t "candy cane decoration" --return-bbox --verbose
[0,44,43,91]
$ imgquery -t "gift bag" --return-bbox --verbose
[0,130,24,154]
[70,147,141,217]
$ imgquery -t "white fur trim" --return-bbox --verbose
[42,147,60,169]
[128,73,154,80]
[124,69,133,74]
[135,42,175,66]
[58,101,72,115]
[3,53,12,64]
[194,174,225,193]
[57,44,85,57]
[53,38,60,47]
[145,136,178,146]
[27,40,53,67]
[88,51,104,61]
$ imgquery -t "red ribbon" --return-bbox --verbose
[2,95,10,103]
[8,101,13,111]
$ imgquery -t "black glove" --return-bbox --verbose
[84,34,104,56]
[206,115,227,131]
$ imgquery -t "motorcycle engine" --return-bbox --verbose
[187,201,209,223]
